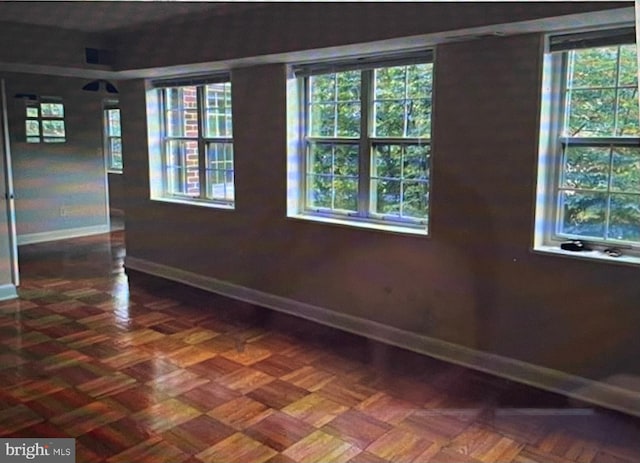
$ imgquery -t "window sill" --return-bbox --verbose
[288,213,428,237]
[151,196,235,210]
[533,245,640,267]
[107,170,123,175]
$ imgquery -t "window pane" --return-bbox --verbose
[406,99,431,138]
[402,181,428,219]
[205,112,233,138]
[308,174,332,209]
[26,107,38,118]
[42,120,65,137]
[374,101,405,137]
[609,194,640,241]
[406,63,432,98]
[336,103,360,137]
[375,66,407,100]
[166,140,199,196]
[308,143,333,174]
[559,191,606,238]
[110,138,123,170]
[568,47,617,88]
[334,144,359,176]
[165,87,197,110]
[373,144,402,178]
[334,177,358,211]
[107,109,121,137]
[310,74,336,102]
[611,147,640,192]
[374,179,401,215]
[616,88,640,136]
[336,71,361,101]
[204,82,233,138]
[206,142,234,200]
[565,89,616,137]
[40,102,64,118]
[618,44,638,87]
[309,103,335,137]
[562,146,610,190]
[166,109,198,137]
[26,120,39,136]
[403,144,429,180]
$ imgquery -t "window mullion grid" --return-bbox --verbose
[400,68,409,218]
[613,45,622,136]
[604,144,615,240]
[301,78,311,211]
[403,67,409,138]
[562,51,574,137]
[359,69,373,218]
[159,90,171,196]
[103,109,111,168]
[197,86,207,200]
[553,53,571,238]
[331,75,339,211]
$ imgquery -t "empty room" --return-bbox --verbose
[0,2,639,462]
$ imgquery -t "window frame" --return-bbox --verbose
[25,97,66,144]
[536,27,640,260]
[103,100,122,173]
[150,74,234,208]
[292,51,434,233]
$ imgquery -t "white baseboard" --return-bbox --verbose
[125,255,640,418]
[0,283,18,301]
[18,224,111,246]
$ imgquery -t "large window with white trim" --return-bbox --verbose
[150,75,234,206]
[536,28,640,256]
[291,51,433,232]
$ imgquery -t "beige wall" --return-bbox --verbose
[2,72,109,237]
[0,21,106,73]
[122,30,640,385]
[110,2,630,71]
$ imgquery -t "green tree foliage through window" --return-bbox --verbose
[304,61,432,224]
[559,44,640,243]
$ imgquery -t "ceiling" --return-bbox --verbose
[0,1,260,34]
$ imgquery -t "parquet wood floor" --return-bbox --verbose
[1,230,639,462]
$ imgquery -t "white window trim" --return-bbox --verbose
[534,28,640,265]
[146,74,235,209]
[287,51,433,235]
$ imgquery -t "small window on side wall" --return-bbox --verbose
[104,101,122,172]
[26,98,66,143]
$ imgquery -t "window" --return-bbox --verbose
[104,101,122,172]
[536,28,640,257]
[291,52,433,232]
[149,75,234,206]
[26,98,65,143]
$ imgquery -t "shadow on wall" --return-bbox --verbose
[278,164,497,352]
